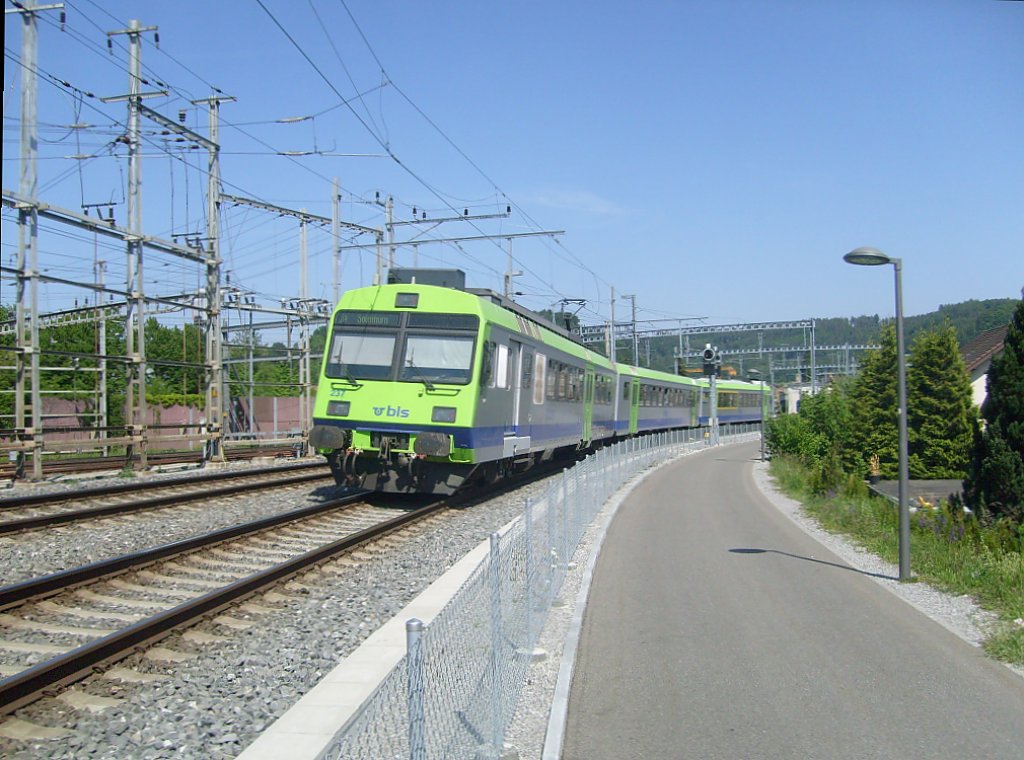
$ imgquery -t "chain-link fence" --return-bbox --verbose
[320,425,759,759]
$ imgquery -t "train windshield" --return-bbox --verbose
[324,311,479,384]
[325,332,396,380]
[400,334,475,385]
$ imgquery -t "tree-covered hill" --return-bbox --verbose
[812,298,1018,348]
[622,298,1019,375]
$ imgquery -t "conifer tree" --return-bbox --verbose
[964,300,1024,523]
[848,325,899,477]
[907,324,974,478]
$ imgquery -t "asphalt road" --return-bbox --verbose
[562,443,1024,760]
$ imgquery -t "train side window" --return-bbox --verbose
[481,341,495,387]
[496,344,510,389]
[533,353,546,405]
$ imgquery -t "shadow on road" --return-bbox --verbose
[729,547,897,581]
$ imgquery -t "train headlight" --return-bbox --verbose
[431,406,457,423]
[327,401,351,417]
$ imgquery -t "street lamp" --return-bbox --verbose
[843,246,911,581]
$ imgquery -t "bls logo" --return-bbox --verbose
[373,405,410,418]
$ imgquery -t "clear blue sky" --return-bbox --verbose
[4,0,1022,331]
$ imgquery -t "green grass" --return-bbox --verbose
[768,455,1024,666]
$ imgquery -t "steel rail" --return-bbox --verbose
[0,495,445,714]
[0,492,372,609]
[0,460,327,510]
[0,469,332,534]
[0,447,315,481]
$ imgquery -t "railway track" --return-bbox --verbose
[0,493,445,716]
[0,445,307,482]
[0,461,332,535]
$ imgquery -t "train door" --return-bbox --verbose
[501,339,531,458]
[629,378,640,435]
[506,339,523,436]
[519,346,534,438]
[582,368,595,445]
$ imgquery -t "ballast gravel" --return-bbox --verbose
[0,460,562,760]
[0,460,333,586]
[1,450,1019,760]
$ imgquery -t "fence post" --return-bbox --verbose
[561,469,570,569]
[546,482,557,591]
[488,532,504,758]
[572,464,581,546]
[524,497,535,648]
[407,618,426,760]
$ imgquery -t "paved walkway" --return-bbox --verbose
[561,443,1024,760]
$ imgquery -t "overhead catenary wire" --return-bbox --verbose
[5,2,663,329]
[8,4,523,305]
[255,0,569,299]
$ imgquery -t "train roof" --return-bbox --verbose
[335,283,614,369]
[615,363,702,386]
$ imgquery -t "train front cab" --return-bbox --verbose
[310,285,488,493]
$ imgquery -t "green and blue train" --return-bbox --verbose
[309,271,770,494]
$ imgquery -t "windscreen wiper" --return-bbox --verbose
[405,356,436,391]
[333,365,363,388]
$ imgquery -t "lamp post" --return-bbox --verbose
[843,247,911,581]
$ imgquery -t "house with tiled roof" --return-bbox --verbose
[961,325,1008,408]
